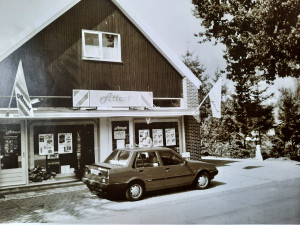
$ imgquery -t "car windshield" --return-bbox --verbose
[104,150,131,166]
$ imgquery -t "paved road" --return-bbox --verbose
[0,158,299,223]
[96,178,300,224]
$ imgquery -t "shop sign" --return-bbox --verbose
[73,90,153,108]
[114,130,126,140]
[58,133,73,154]
[39,134,54,155]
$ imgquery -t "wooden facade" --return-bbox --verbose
[0,0,183,108]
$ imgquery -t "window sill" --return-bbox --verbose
[82,57,123,63]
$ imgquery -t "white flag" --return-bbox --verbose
[209,78,222,118]
[14,60,34,117]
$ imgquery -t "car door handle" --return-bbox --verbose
[166,168,170,172]
[138,169,144,172]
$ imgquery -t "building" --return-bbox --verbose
[0,0,201,188]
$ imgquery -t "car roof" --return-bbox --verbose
[115,147,173,152]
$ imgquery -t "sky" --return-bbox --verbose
[119,0,226,76]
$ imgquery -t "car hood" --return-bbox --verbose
[186,160,217,170]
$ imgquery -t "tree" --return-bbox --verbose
[232,76,274,148]
[277,80,300,156]
[192,0,300,82]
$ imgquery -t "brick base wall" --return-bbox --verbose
[184,116,202,161]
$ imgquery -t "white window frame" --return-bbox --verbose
[82,29,122,62]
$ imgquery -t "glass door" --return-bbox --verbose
[0,123,26,187]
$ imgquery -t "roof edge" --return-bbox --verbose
[0,0,80,63]
[111,0,201,89]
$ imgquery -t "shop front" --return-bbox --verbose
[27,120,97,184]
[109,118,183,154]
[0,90,193,188]
[0,118,98,188]
[0,115,188,188]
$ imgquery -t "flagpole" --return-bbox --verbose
[193,91,210,115]
[6,60,23,117]
[6,71,18,117]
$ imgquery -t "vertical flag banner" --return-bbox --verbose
[14,60,34,117]
[209,78,222,118]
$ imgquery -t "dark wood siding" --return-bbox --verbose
[0,0,183,108]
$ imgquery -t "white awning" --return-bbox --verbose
[0,108,195,119]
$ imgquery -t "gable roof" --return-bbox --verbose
[0,0,80,62]
[0,0,201,88]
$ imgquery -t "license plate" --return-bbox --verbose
[91,169,99,175]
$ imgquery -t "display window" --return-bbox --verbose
[0,124,22,170]
[30,124,95,182]
[134,122,180,153]
[111,121,129,150]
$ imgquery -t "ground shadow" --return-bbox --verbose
[200,159,239,167]
[102,181,226,202]
[243,166,263,169]
[209,180,226,188]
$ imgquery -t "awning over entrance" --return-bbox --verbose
[1,108,195,119]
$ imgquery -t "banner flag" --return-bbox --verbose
[14,60,34,117]
[208,77,222,118]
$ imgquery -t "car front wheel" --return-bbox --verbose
[194,172,210,190]
[125,182,144,201]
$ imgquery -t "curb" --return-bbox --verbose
[0,180,85,200]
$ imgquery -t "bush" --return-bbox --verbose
[200,141,252,159]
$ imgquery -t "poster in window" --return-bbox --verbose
[39,134,54,155]
[116,139,125,149]
[114,130,126,140]
[152,129,164,147]
[165,128,176,146]
[58,133,73,154]
[138,129,150,145]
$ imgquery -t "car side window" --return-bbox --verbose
[134,152,160,168]
[158,151,184,166]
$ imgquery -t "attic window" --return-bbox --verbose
[82,29,121,62]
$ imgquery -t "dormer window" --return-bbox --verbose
[82,29,121,62]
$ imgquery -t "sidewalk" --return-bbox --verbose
[0,180,85,201]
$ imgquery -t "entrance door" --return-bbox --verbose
[0,123,26,187]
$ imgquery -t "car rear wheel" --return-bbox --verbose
[125,181,144,201]
[194,172,210,190]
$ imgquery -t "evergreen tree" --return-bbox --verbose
[232,77,274,148]
[277,80,300,157]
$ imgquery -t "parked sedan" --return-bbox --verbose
[82,147,218,201]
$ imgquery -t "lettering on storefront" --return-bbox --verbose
[114,126,127,131]
[5,130,21,135]
[100,93,131,104]
[73,90,153,108]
